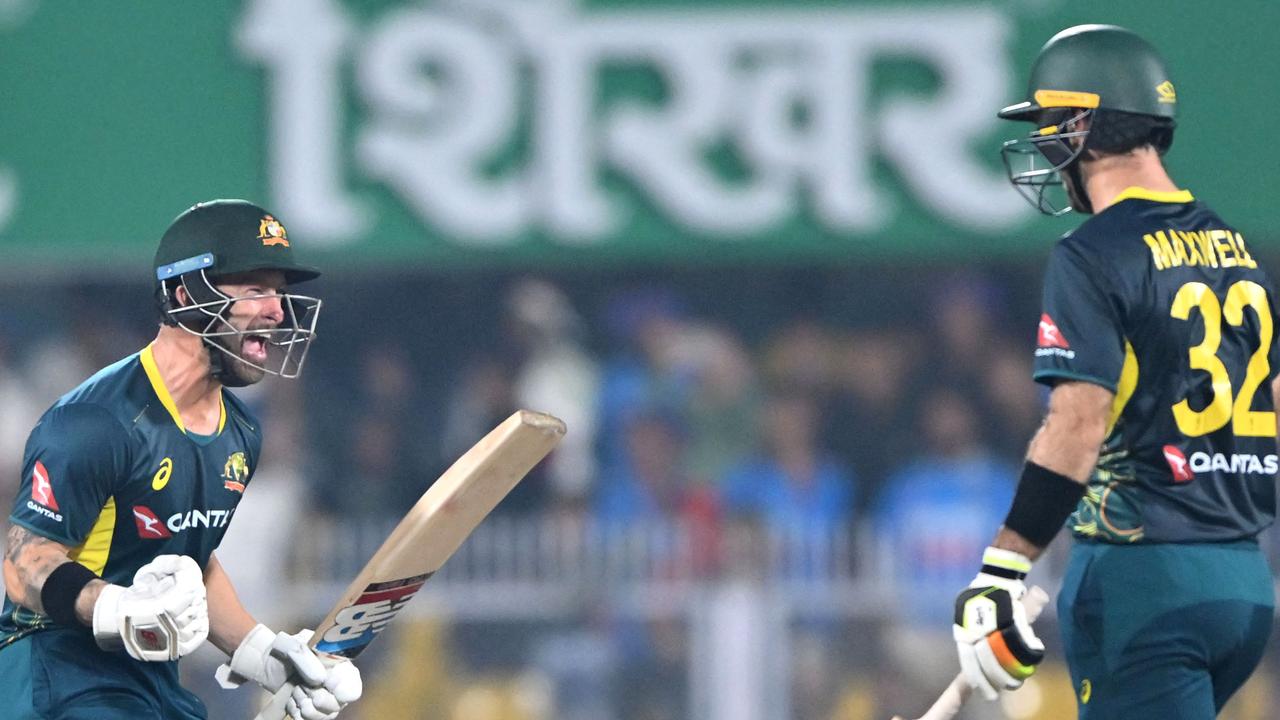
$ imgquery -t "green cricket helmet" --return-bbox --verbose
[154,200,322,384]
[998,25,1178,215]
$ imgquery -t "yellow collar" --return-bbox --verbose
[139,344,226,435]
[1109,186,1194,205]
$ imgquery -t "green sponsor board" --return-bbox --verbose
[1,0,1277,273]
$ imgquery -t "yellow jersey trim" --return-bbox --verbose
[1107,340,1139,435]
[69,497,116,575]
[1110,187,1194,205]
[140,344,226,435]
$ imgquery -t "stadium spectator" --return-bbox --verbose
[506,278,602,506]
[823,329,917,512]
[875,387,1015,719]
[594,407,719,577]
[721,390,856,579]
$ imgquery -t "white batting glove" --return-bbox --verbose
[952,547,1045,700]
[92,554,209,662]
[285,651,363,720]
[217,625,363,720]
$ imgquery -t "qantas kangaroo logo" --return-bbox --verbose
[132,506,173,539]
[26,460,63,522]
[31,461,59,510]
[1037,314,1070,349]
[1163,445,1195,483]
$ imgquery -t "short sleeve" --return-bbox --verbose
[10,404,132,546]
[1032,241,1127,391]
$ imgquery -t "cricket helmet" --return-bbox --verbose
[154,200,322,384]
[998,25,1178,215]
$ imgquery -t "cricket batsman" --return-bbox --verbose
[0,201,362,719]
[952,26,1277,718]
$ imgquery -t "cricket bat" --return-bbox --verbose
[251,410,566,720]
[890,585,1050,720]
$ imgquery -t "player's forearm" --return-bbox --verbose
[1024,395,1109,482]
[991,527,1046,561]
[993,382,1112,560]
[3,525,92,617]
[204,553,259,655]
[73,578,108,625]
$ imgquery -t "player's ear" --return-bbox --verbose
[173,284,192,308]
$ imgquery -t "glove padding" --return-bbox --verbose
[92,554,208,662]
[953,548,1045,700]
[285,653,363,720]
[217,625,363,720]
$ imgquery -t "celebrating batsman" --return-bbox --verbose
[0,201,361,719]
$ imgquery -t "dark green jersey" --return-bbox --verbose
[1033,188,1279,544]
[1,345,262,646]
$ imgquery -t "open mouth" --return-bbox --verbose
[241,333,270,364]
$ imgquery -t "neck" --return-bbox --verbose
[1082,149,1179,212]
[151,326,223,434]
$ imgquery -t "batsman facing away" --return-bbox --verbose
[950,25,1277,720]
[0,200,362,719]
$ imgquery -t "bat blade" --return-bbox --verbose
[253,410,564,719]
[313,410,565,657]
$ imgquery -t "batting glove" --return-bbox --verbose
[217,625,363,720]
[92,554,209,662]
[952,547,1045,700]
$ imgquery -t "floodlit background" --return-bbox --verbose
[3,1,1280,718]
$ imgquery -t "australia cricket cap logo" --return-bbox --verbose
[223,452,249,494]
[257,215,289,247]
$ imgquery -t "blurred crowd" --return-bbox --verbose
[4,267,1276,719]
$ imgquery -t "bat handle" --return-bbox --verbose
[892,585,1051,720]
[251,684,293,720]
[913,677,968,720]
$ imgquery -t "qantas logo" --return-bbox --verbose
[133,506,173,539]
[166,508,236,533]
[1037,314,1070,349]
[31,461,59,510]
[1034,313,1076,359]
[133,505,236,539]
[1162,445,1194,483]
[1189,451,1279,476]
[26,460,63,522]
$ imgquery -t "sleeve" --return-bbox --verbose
[1032,240,1127,391]
[9,403,132,546]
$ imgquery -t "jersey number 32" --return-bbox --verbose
[1171,280,1275,437]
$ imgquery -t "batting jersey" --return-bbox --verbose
[0,344,262,647]
[1033,187,1280,544]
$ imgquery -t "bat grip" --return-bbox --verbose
[251,684,293,720]
[251,630,326,720]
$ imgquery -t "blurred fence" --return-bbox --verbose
[256,517,1277,720]
[289,517,881,621]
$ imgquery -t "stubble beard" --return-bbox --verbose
[207,333,268,387]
